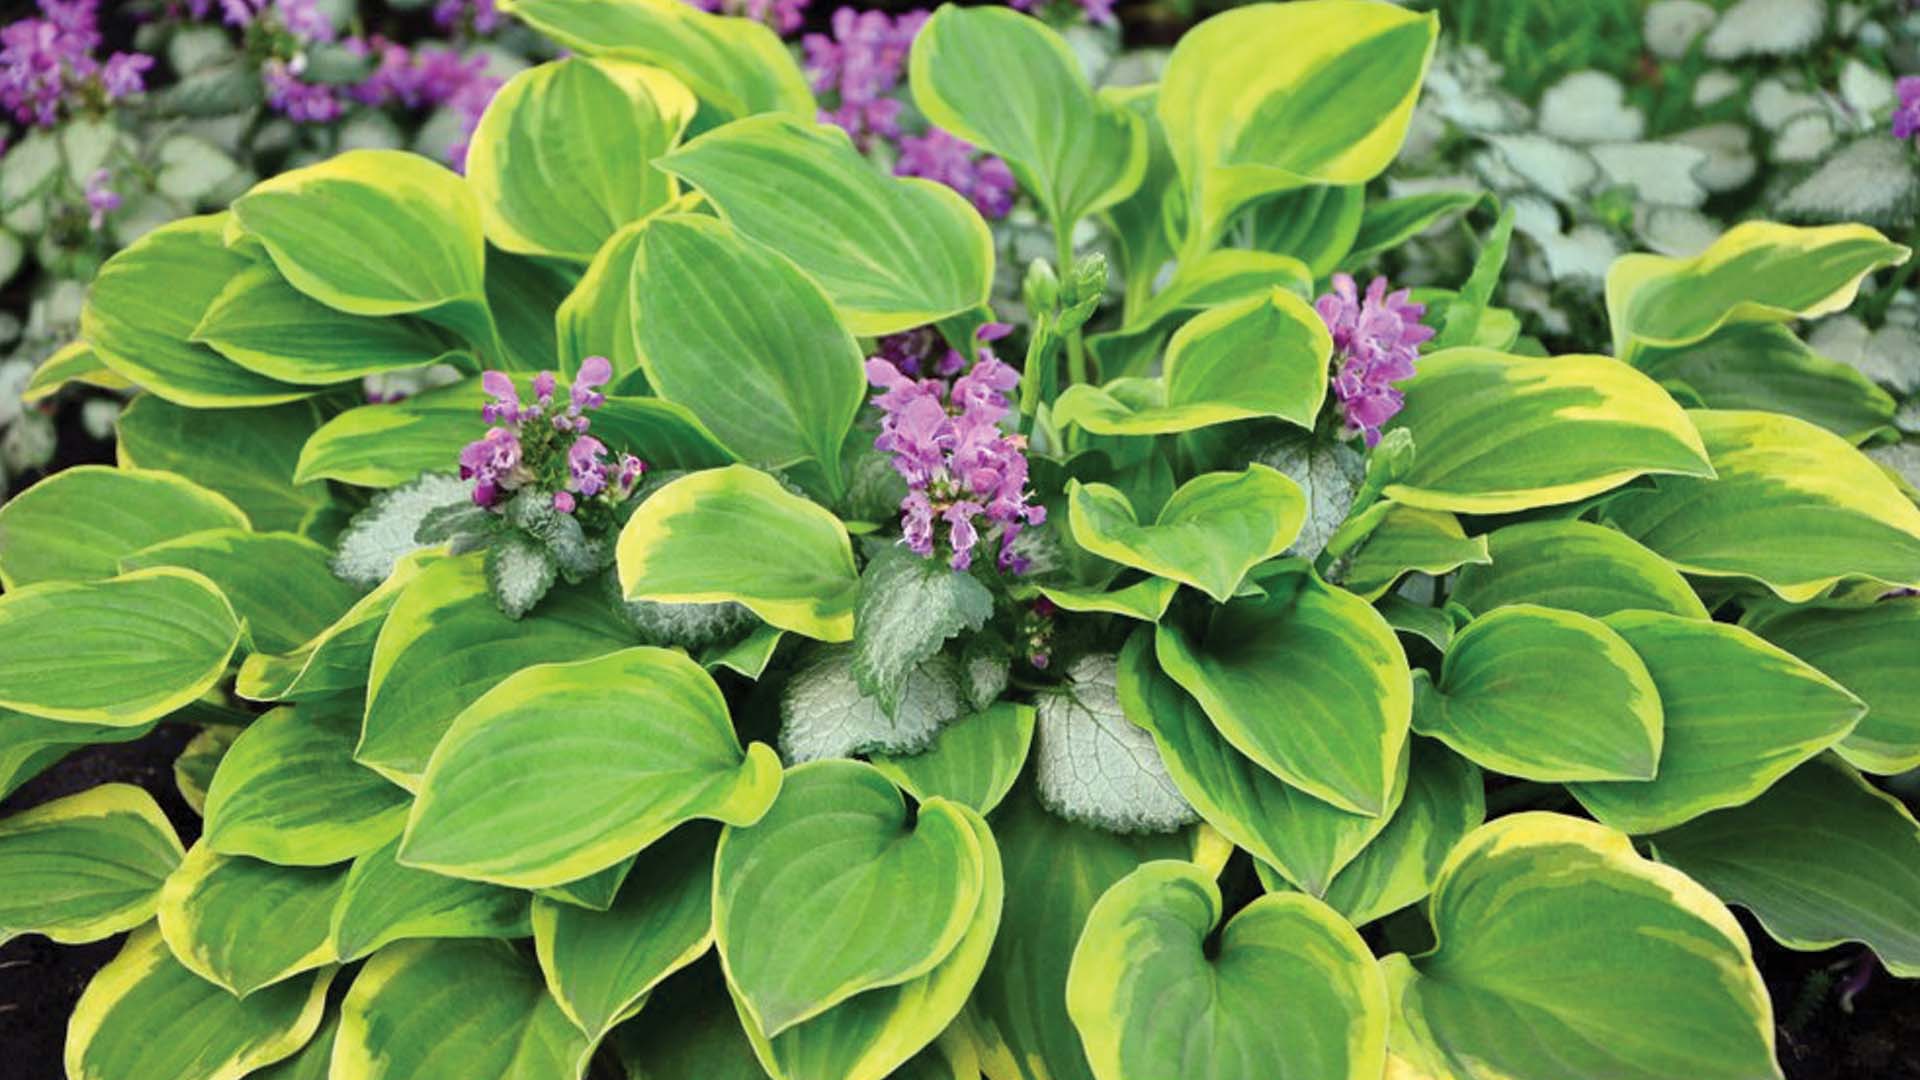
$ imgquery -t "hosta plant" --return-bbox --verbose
[4,2,1920,1079]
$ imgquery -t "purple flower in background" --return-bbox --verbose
[687,0,810,35]
[567,435,609,496]
[1895,77,1920,144]
[432,0,501,36]
[1315,273,1432,448]
[896,130,1016,219]
[481,370,522,424]
[83,167,117,230]
[343,38,501,166]
[1,0,154,128]
[1007,0,1116,26]
[263,60,341,122]
[869,324,1045,571]
[805,7,923,148]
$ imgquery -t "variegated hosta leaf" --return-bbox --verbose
[1383,814,1777,1080]
[1312,737,1483,927]
[466,58,696,261]
[1157,0,1437,257]
[66,928,334,1080]
[1413,604,1664,783]
[1633,322,1896,444]
[870,701,1037,817]
[1087,249,1313,382]
[157,843,348,996]
[401,647,782,888]
[1067,861,1388,1080]
[1035,652,1198,835]
[1067,465,1305,603]
[0,464,250,589]
[1450,519,1707,620]
[1338,505,1489,601]
[0,712,155,802]
[1746,598,1920,774]
[113,397,331,537]
[173,726,239,817]
[1568,612,1863,835]
[1652,756,1920,978]
[1380,347,1714,514]
[780,646,970,763]
[328,834,531,962]
[237,548,437,703]
[0,784,183,946]
[1118,632,1399,894]
[202,703,409,867]
[329,472,469,587]
[713,759,987,1038]
[660,113,994,336]
[1606,220,1910,361]
[120,529,360,656]
[1604,409,1920,601]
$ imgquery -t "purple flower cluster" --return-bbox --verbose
[349,38,501,168]
[206,0,335,42]
[432,0,502,37]
[803,7,1017,220]
[0,0,153,129]
[1895,76,1920,145]
[868,324,1046,571]
[83,166,117,230]
[1314,273,1432,448]
[1008,0,1116,27]
[458,357,647,511]
[687,0,811,36]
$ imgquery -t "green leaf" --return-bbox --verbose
[1634,323,1897,443]
[782,647,971,763]
[192,263,464,386]
[1246,184,1364,278]
[1087,249,1312,382]
[1037,578,1180,623]
[1450,519,1708,620]
[0,568,241,727]
[21,341,131,404]
[1746,598,1920,774]
[1155,567,1411,816]
[1652,756,1920,978]
[852,546,993,717]
[467,59,695,261]
[252,1007,339,1080]
[498,0,814,120]
[237,549,437,703]
[1068,465,1304,602]
[202,703,409,867]
[0,712,155,801]
[1259,433,1368,559]
[359,553,635,785]
[173,725,238,816]
[120,529,360,655]
[1381,348,1714,514]
[328,834,531,962]
[704,623,787,679]
[1567,611,1863,834]
[1035,653,1199,835]
[534,823,716,1040]
[0,784,182,946]
[484,250,577,372]
[402,647,781,887]
[1608,221,1910,361]
[909,5,1144,231]
[633,216,865,486]
[713,759,985,1037]
[1382,813,1778,1080]
[333,940,592,1079]
[81,214,316,407]
[1346,191,1483,267]
[618,466,860,642]
[1066,861,1387,1080]
[1158,1,1436,257]
[0,465,250,589]
[1413,604,1663,782]
[231,150,496,353]
[1605,409,1920,602]
[1119,633,1400,894]
[1338,505,1489,601]
[1060,291,1331,438]
[1314,738,1483,927]
[557,221,651,383]
[156,843,346,996]
[870,702,1036,816]
[661,114,994,336]
[1429,207,1515,352]
[609,962,769,1080]
[66,928,333,1080]
[116,397,331,535]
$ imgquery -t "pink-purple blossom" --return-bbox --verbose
[348,38,501,168]
[460,359,647,511]
[1008,0,1116,27]
[83,167,117,230]
[1895,77,1920,144]
[896,130,1017,219]
[0,0,153,128]
[805,8,924,150]
[868,325,1045,571]
[432,0,501,37]
[1314,273,1432,448]
[687,0,811,35]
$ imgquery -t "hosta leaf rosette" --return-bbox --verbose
[401,647,782,888]
[0,785,183,947]
[1383,814,1778,1080]
[1066,861,1388,1080]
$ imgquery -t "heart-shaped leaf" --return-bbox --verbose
[191,263,464,386]
[237,549,437,704]
[1069,465,1304,603]
[0,784,182,947]
[1451,519,1708,620]
[328,835,530,962]
[0,465,249,589]
[1088,249,1313,381]
[870,701,1036,816]
[202,703,409,867]
[713,760,985,1037]
[1034,653,1199,835]
[1067,860,1388,1080]
[120,529,359,656]
[116,398,330,534]
[851,545,993,717]
[156,843,346,997]
[1313,737,1483,927]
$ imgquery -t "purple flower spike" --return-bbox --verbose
[532,371,557,404]
[83,167,118,231]
[571,356,612,413]
[480,370,520,424]
[1315,273,1431,448]
[1896,77,1920,145]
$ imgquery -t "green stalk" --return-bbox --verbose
[1057,223,1088,390]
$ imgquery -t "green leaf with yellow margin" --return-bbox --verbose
[1381,348,1714,514]
[328,834,531,963]
[119,529,360,656]
[22,340,131,404]
[661,114,994,337]
[1312,737,1483,927]
[1382,813,1779,1080]
[618,465,860,642]
[116,398,330,535]
[0,465,250,589]
[401,647,780,888]
[0,712,155,802]
[1450,519,1707,620]
[1157,0,1436,260]
[202,703,409,867]
[713,759,984,1038]
[1036,578,1180,624]
[1068,464,1305,603]
[0,784,182,946]
[191,264,466,387]
[1087,249,1313,382]
[1412,604,1663,783]
[1567,611,1863,834]
[156,843,346,997]
[1745,597,1920,774]
[1605,409,1920,602]
[467,58,697,262]
[0,568,241,727]
[1632,323,1896,444]
[66,927,333,1080]
[237,549,437,703]
[870,701,1036,816]
[1338,505,1489,601]
[1066,860,1387,1080]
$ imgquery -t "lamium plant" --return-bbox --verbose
[3,2,1920,1080]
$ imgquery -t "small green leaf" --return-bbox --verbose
[0,712,155,802]
[852,546,993,716]
[870,702,1036,816]
[1338,505,1489,601]
[484,530,558,619]
[780,646,970,762]
[1068,465,1304,602]
[1037,577,1180,623]
[0,784,183,946]
[1346,190,1482,266]
[1247,184,1364,278]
